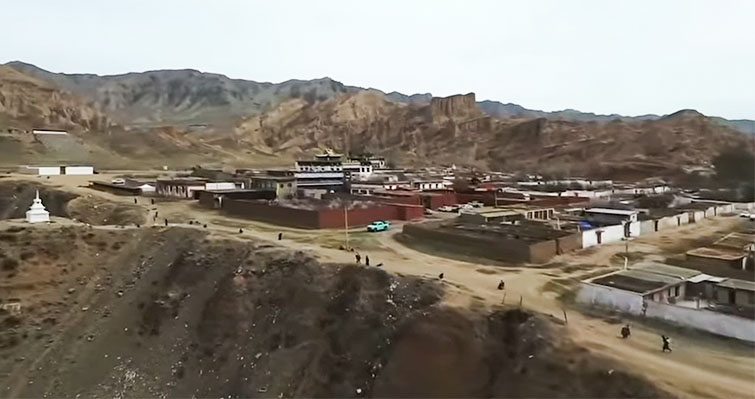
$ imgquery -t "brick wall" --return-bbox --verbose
[456,192,497,206]
[402,222,544,263]
[419,192,457,209]
[393,204,425,220]
[223,199,422,229]
[223,199,320,229]
[319,206,399,229]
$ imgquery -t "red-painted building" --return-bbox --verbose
[222,198,423,229]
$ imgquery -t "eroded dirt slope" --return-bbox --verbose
[0,181,144,225]
[0,225,668,398]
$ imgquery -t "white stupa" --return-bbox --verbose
[26,190,50,223]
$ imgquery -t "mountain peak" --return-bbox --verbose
[661,109,706,120]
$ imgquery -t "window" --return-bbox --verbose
[674,286,680,297]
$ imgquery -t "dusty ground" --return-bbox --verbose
[1,173,754,398]
[0,179,144,226]
[0,224,667,398]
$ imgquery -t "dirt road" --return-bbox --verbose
[3,173,754,398]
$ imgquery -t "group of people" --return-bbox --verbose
[354,253,372,266]
[354,253,384,267]
[620,324,673,352]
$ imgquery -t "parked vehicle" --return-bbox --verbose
[467,201,484,208]
[438,205,459,212]
[367,220,391,232]
[739,212,751,218]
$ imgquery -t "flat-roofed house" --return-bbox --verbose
[584,207,639,224]
[250,175,297,198]
[715,279,755,307]
[156,178,209,199]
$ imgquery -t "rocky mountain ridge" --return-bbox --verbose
[6,61,753,133]
[1,61,752,176]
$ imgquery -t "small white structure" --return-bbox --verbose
[26,191,50,223]
[25,166,62,176]
[205,182,236,191]
[138,183,156,194]
[32,129,68,135]
[63,165,94,175]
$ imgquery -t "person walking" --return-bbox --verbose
[365,255,370,266]
[134,198,138,204]
[661,335,672,352]
[278,232,283,240]
[355,253,361,264]
[438,273,444,280]
[164,218,168,227]
[621,324,631,339]
[497,280,505,290]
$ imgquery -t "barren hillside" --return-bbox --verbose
[6,61,360,127]
[234,91,752,177]
[2,62,752,176]
[0,66,111,132]
[0,223,668,398]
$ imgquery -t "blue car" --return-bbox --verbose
[367,220,391,232]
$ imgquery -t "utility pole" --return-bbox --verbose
[344,205,349,250]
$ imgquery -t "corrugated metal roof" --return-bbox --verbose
[586,207,638,216]
[632,262,702,280]
[620,269,683,286]
[686,247,744,260]
[714,233,755,250]
[718,279,755,291]
[687,274,726,283]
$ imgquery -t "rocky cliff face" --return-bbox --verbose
[430,93,478,119]
[232,91,751,177]
[0,66,112,132]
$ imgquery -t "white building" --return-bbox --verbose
[410,179,446,191]
[26,191,50,223]
[585,208,639,224]
[343,161,373,181]
[32,129,68,135]
[63,165,94,175]
[22,165,94,176]
[204,182,236,191]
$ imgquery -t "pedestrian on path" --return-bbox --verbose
[239,228,243,234]
[621,324,631,339]
[278,232,283,240]
[365,255,370,266]
[134,198,138,204]
[355,253,361,264]
[497,280,505,290]
[164,218,168,227]
[661,335,672,352]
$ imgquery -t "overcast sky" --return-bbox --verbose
[3,0,753,119]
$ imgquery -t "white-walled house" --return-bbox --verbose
[62,165,94,175]
[22,165,94,176]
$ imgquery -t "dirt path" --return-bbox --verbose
[4,173,754,398]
